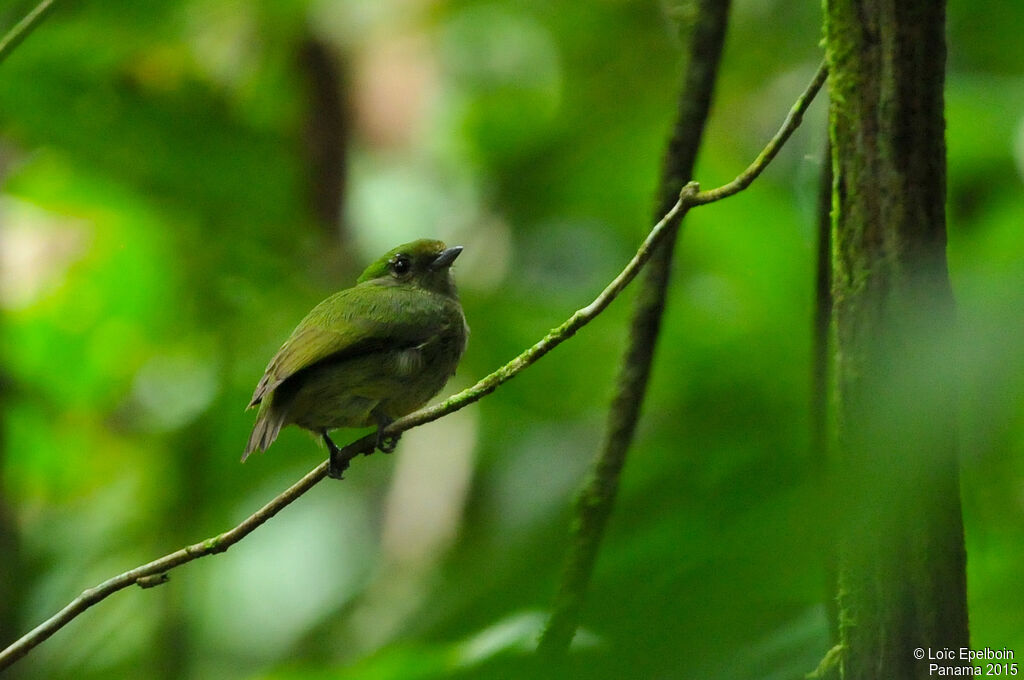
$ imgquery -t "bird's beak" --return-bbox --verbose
[430,246,463,270]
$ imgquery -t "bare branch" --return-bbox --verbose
[691,61,827,205]
[537,0,732,657]
[0,0,57,66]
[0,58,827,673]
[0,457,336,670]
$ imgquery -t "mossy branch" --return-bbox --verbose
[806,644,843,680]
[536,57,828,658]
[0,0,56,66]
[538,0,732,657]
[0,59,827,674]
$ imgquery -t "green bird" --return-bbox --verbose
[244,239,468,478]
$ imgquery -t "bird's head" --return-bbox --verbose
[357,239,463,297]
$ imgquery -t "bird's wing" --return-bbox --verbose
[247,287,450,408]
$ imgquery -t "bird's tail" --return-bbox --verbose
[242,398,289,462]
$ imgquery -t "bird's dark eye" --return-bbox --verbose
[391,255,411,276]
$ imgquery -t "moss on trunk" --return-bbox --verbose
[824,0,971,677]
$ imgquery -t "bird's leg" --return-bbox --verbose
[372,409,400,453]
[324,430,348,480]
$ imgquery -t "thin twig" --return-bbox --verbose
[691,61,828,206]
[0,457,336,671]
[0,0,57,66]
[0,58,827,673]
[537,0,732,657]
[392,60,828,442]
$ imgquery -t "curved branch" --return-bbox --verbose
[691,61,828,206]
[0,456,337,671]
[538,0,732,657]
[0,59,826,673]
[382,61,828,443]
[0,0,57,66]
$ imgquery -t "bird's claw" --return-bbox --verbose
[323,430,348,480]
[327,455,349,480]
[371,410,399,453]
[376,430,400,454]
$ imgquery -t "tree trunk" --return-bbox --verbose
[824,1,970,678]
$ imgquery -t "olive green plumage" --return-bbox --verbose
[244,239,468,467]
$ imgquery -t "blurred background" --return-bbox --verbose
[0,0,1021,678]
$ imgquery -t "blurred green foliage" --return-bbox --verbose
[0,0,1021,678]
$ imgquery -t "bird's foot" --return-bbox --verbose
[372,411,399,453]
[323,431,348,480]
[376,430,401,454]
